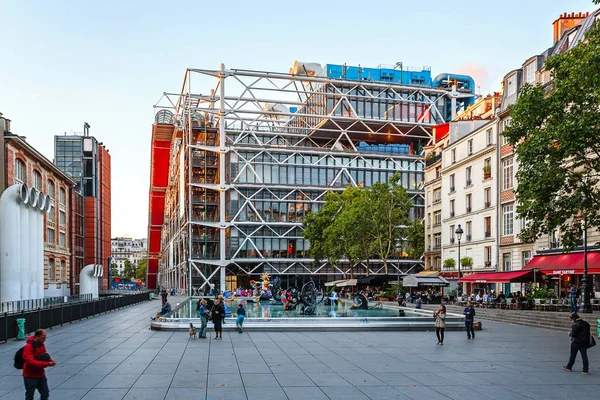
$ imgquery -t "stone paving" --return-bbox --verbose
[0,296,598,400]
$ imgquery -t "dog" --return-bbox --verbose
[189,323,197,339]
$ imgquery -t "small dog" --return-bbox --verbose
[189,323,197,339]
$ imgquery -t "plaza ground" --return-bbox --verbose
[0,297,598,400]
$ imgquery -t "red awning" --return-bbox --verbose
[525,252,600,275]
[458,270,533,283]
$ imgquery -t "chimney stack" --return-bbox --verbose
[553,11,588,43]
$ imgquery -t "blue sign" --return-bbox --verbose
[111,282,138,290]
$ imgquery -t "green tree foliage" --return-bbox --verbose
[367,174,412,273]
[503,17,600,250]
[303,174,413,276]
[136,259,147,281]
[405,218,425,260]
[110,263,121,279]
[122,259,137,281]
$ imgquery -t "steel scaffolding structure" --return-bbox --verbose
[150,63,474,292]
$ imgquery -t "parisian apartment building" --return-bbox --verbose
[111,237,148,275]
[423,10,600,295]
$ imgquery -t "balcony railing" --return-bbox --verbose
[450,238,455,244]
[425,153,443,167]
[450,211,455,217]
[449,186,455,192]
[484,261,492,268]
[466,234,472,241]
[485,231,491,238]
[551,241,561,249]
[466,207,472,213]
[466,179,472,186]
[485,201,491,208]
[433,198,441,205]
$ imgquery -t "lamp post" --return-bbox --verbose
[455,224,464,296]
[582,194,593,313]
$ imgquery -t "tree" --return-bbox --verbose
[136,259,147,281]
[122,260,137,281]
[405,218,425,260]
[503,15,600,250]
[110,263,121,279]
[365,174,412,273]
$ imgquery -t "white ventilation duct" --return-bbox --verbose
[290,61,323,77]
[0,184,48,302]
[80,264,103,299]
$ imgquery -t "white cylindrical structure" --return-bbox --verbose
[22,188,32,300]
[0,185,23,302]
[80,264,100,299]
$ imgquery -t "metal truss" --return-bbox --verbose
[153,64,447,291]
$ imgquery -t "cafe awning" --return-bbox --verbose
[525,252,600,275]
[458,270,534,283]
[337,279,357,287]
[324,280,347,287]
[403,274,449,287]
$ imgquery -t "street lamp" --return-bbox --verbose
[581,194,593,313]
[455,224,464,296]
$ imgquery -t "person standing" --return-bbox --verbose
[569,284,578,313]
[23,329,56,400]
[197,300,208,339]
[434,304,447,345]
[236,303,246,333]
[212,298,224,340]
[161,288,168,303]
[563,313,592,374]
[464,301,476,339]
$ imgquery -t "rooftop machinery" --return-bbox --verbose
[147,62,476,292]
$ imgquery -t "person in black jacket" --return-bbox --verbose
[211,298,224,340]
[563,313,591,374]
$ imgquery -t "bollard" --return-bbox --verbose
[16,318,26,340]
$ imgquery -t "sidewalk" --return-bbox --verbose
[0,295,598,399]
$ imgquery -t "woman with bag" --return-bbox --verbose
[562,313,592,374]
[211,298,224,340]
[433,304,446,345]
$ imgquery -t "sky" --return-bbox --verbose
[1,0,597,238]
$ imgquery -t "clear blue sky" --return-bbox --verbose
[1,0,596,238]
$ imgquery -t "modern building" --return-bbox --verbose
[148,62,476,291]
[111,237,148,275]
[54,124,112,291]
[2,114,78,297]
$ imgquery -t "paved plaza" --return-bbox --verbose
[0,298,598,400]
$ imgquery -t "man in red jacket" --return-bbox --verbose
[23,329,56,400]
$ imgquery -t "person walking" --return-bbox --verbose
[434,304,447,345]
[211,298,224,340]
[563,313,592,374]
[463,301,476,339]
[23,329,56,400]
[160,288,168,303]
[236,303,246,333]
[197,300,208,339]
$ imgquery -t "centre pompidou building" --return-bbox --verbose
[147,61,475,291]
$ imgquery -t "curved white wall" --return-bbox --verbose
[80,264,103,299]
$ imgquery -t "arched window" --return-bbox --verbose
[59,188,66,205]
[47,179,55,199]
[48,259,55,280]
[33,170,42,191]
[15,159,26,183]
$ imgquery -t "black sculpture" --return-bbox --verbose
[350,294,369,310]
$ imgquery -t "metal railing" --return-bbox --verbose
[0,293,92,315]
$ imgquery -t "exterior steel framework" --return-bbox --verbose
[152,65,466,292]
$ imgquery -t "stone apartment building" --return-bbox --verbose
[111,237,148,276]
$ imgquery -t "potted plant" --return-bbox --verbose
[483,165,491,179]
[443,258,455,270]
[424,151,436,161]
[461,256,473,270]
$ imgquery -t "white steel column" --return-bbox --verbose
[218,63,227,292]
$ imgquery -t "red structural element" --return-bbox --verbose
[432,123,449,144]
[146,123,174,289]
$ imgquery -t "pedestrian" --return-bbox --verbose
[236,303,246,333]
[569,284,578,313]
[434,304,447,345]
[463,301,476,339]
[211,298,224,340]
[563,313,592,374]
[161,288,168,303]
[23,329,56,400]
[197,299,208,339]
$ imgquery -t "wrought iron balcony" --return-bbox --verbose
[466,207,472,213]
[466,179,472,186]
[485,201,491,208]
[485,231,491,238]
[450,238,455,244]
[466,234,472,241]
[450,211,455,217]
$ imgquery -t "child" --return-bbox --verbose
[236,303,246,333]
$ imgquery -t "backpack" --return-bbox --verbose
[14,346,25,369]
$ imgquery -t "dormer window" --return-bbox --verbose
[506,75,517,96]
[524,61,536,84]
